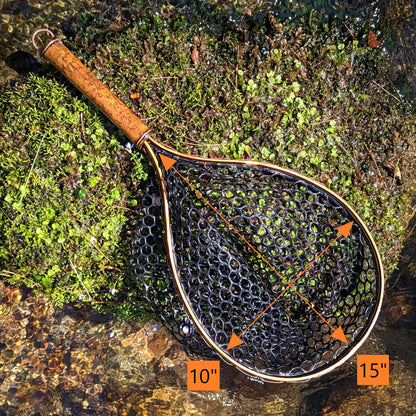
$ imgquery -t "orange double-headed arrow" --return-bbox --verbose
[226,221,352,349]
[160,154,350,350]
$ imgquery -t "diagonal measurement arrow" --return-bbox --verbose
[159,154,350,350]
[227,222,352,349]
[161,155,289,284]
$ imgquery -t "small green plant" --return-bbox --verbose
[0,75,147,317]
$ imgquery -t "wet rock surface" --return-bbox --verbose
[1,263,416,416]
[0,280,299,415]
[0,0,91,84]
[381,0,416,99]
[0,281,182,414]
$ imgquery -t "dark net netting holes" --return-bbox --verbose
[155,146,380,378]
[130,165,216,358]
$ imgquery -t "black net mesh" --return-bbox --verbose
[131,163,216,358]
[131,144,382,379]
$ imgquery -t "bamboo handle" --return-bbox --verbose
[37,34,150,147]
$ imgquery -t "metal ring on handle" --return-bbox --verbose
[32,29,55,50]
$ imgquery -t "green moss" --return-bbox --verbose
[76,5,414,277]
[1,2,416,317]
[0,75,148,317]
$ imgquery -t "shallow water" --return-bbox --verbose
[380,0,416,99]
[1,264,416,415]
[0,0,89,83]
[0,0,416,415]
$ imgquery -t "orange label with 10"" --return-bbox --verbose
[357,355,389,385]
[187,361,220,391]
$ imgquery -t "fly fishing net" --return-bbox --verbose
[131,147,381,379]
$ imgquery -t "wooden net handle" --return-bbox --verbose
[38,35,150,147]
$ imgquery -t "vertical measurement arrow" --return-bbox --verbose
[159,154,351,350]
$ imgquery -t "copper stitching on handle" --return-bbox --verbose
[41,38,63,56]
[135,130,152,150]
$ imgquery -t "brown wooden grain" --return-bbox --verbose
[42,40,150,146]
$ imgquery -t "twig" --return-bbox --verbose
[384,73,404,101]
[371,80,403,103]
[82,197,139,213]
[18,134,45,205]
[68,215,121,271]
[0,270,25,279]
[77,227,115,266]
[112,201,138,212]
[151,76,176,80]
[364,142,381,176]
[342,21,355,39]
[309,116,332,126]
[69,259,93,301]
[80,112,86,140]
[290,48,305,63]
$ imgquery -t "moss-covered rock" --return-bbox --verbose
[1,1,415,317]
[0,75,149,316]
